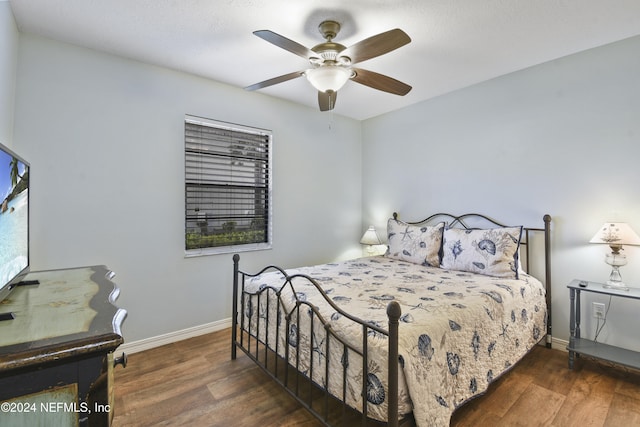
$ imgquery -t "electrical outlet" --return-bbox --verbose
[593,302,606,319]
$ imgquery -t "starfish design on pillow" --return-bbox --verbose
[400,226,414,240]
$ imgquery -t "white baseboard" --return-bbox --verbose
[550,336,569,352]
[118,321,569,356]
[119,317,232,354]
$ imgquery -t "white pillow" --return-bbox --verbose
[441,226,523,278]
[386,218,445,267]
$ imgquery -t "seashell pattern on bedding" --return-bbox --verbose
[242,255,547,427]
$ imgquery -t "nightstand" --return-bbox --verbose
[567,279,640,370]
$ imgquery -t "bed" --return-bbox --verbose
[231,212,552,427]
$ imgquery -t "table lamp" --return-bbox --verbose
[360,226,382,255]
[590,222,640,290]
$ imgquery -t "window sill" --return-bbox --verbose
[184,242,272,258]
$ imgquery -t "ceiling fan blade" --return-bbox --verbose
[318,90,337,111]
[253,30,316,59]
[244,71,304,91]
[351,68,412,96]
[339,29,410,64]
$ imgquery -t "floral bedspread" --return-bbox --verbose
[242,256,547,427]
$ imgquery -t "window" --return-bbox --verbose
[185,116,272,255]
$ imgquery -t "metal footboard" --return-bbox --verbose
[231,254,402,427]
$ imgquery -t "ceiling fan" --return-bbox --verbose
[245,20,412,112]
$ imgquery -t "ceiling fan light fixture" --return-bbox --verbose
[305,65,352,93]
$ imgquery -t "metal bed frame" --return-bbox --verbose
[231,213,552,427]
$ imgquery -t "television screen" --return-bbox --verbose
[0,142,29,303]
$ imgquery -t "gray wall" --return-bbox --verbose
[12,33,363,343]
[362,35,640,349]
[6,3,640,352]
[0,2,17,146]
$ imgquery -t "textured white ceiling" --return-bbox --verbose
[8,0,640,120]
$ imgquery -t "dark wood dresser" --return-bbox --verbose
[0,265,127,426]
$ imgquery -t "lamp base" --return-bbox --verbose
[604,253,629,291]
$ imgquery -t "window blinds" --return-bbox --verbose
[185,118,271,250]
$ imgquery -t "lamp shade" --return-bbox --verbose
[590,222,640,247]
[360,226,381,246]
[305,65,351,93]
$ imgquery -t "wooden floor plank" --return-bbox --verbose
[500,383,565,426]
[604,393,640,427]
[113,330,640,427]
[551,365,615,427]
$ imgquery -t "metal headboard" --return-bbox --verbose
[392,212,552,348]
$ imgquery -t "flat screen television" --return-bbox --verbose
[0,142,30,316]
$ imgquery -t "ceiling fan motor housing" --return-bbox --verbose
[312,21,349,64]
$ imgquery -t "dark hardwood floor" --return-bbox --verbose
[113,329,640,426]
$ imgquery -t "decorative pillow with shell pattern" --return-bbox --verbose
[441,226,523,278]
[386,218,445,267]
